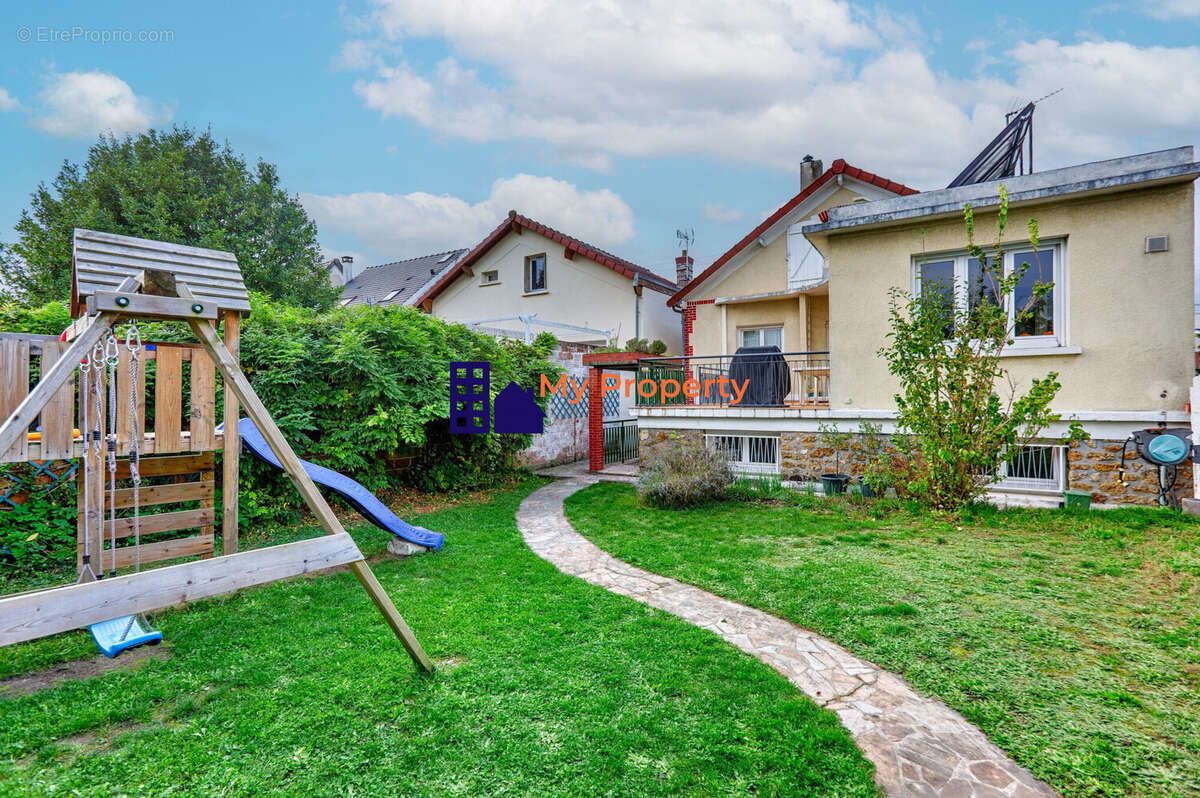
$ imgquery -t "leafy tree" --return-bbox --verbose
[878,186,1083,510]
[7,126,337,309]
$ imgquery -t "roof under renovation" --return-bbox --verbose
[339,249,468,307]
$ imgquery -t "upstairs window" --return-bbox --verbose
[481,270,499,285]
[914,241,1063,347]
[525,254,547,293]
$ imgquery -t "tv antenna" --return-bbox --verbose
[676,228,694,252]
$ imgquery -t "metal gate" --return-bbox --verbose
[602,419,638,465]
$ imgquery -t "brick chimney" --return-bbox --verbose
[674,249,694,287]
[800,154,823,191]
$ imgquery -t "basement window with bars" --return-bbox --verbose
[992,444,1065,492]
[706,434,781,476]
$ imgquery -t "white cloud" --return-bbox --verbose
[1143,0,1200,19]
[301,173,635,260]
[703,203,743,223]
[345,1,1200,187]
[33,70,169,140]
[0,88,20,112]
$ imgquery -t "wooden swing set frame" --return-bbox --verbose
[0,230,433,672]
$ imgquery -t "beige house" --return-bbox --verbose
[641,147,1200,506]
[414,210,679,350]
[668,157,917,359]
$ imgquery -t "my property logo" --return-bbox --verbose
[450,359,750,435]
[450,361,545,435]
[540,372,750,405]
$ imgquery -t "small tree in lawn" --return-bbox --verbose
[878,185,1081,511]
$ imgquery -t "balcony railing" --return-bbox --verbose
[634,351,830,409]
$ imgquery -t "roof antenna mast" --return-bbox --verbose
[676,227,694,254]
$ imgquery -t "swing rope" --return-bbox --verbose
[90,342,106,578]
[76,355,97,584]
[119,323,145,643]
[105,335,119,579]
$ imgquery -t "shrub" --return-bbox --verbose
[0,493,76,575]
[638,436,734,508]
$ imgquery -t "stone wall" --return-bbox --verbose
[638,428,703,471]
[637,425,1194,507]
[1067,438,1193,505]
[519,343,591,467]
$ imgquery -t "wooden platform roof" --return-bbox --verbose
[72,228,251,315]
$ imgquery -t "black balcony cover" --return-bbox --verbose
[728,346,790,406]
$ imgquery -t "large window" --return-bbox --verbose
[914,241,1063,347]
[525,254,547,293]
[739,326,783,349]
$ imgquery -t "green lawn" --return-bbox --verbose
[0,479,878,797]
[564,482,1200,798]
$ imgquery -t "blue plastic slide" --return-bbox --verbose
[235,419,444,551]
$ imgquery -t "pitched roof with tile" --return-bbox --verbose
[413,211,676,307]
[667,159,919,305]
[339,249,468,307]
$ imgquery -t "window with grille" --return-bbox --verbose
[706,434,781,475]
[993,445,1064,492]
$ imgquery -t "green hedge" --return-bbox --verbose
[0,296,560,534]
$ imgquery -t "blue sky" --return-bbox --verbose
[0,0,1197,281]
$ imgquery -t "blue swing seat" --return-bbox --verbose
[89,615,162,658]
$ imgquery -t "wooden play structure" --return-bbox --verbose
[0,229,433,671]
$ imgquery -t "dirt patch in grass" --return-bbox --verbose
[0,644,170,698]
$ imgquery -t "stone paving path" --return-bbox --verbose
[518,477,1058,798]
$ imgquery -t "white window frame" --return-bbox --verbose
[992,444,1065,493]
[706,433,781,476]
[524,253,548,294]
[480,269,500,285]
[738,326,784,350]
[913,239,1066,349]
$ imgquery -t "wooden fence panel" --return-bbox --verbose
[39,340,76,459]
[0,339,29,461]
[154,346,182,453]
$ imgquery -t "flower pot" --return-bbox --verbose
[858,479,876,499]
[821,473,850,496]
[1063,489,1091,510]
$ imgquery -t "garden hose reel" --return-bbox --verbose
[1118,427,1194,507]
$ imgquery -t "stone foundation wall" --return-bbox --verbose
[638,428,703,471]
[1067,438,1193,505]
[637,426,1194,506]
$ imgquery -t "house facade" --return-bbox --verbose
[669,158,918,361]
[413,210,681,468]
[414,210,679,350]
[639,147,1199,506]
